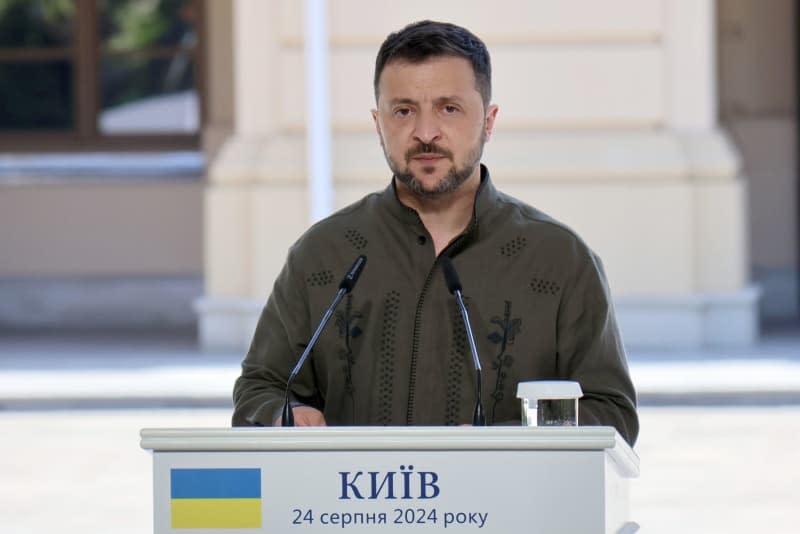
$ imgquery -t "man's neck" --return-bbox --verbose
[396,171,481,256]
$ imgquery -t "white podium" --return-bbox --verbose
[140,426,639,533]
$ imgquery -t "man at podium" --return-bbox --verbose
[232,20,638,446]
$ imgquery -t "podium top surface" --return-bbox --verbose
[140,426,638,477]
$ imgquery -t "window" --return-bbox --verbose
[0,0,203,151]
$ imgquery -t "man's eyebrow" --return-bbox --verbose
[387,96,465,106]
[387,97,418,106]
[433,96,464,105]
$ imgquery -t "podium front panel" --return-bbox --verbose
[142,426,639,534]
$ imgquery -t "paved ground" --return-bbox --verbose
[1,328,799,533]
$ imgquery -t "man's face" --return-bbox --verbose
[372,56,498,199]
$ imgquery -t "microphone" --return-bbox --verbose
[280,255,367,426]
[441,255,486,426]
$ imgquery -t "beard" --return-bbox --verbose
[384,137,484,200]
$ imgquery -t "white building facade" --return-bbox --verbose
[197,0,756,351]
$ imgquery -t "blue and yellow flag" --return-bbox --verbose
[170,468,262,529]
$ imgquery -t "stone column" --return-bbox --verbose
[197,0,309,350]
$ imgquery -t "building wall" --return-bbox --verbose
[0,1,212,331]
[719,0,798,323]
[0,176,203,330]
[2,1,784,344]
[0,181,202,277]
[200,0,755,350]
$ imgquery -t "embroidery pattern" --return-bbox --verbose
[487,301,522,423]
[334,295,364,399]
[306,270,334,287]
[445,300,467,425]
[500,236,527,257]
[531,277,560,295]
[345,228,368,250]
[377,291,400,424]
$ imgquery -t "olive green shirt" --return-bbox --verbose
[233,166,639,445]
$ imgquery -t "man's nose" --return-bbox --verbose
[412,110,442,145]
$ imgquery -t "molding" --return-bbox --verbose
[278,32,662,49]
[195,287,761,353]
[280,119,665,135]
[0,152,205,184]
[0,276,202,330]
[140,425,630,452]
[207,128,740,185]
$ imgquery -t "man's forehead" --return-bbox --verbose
[377,56,478,97]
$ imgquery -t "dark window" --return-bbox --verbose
[0,0,204,151]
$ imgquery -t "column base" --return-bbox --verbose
[0,276,201,331]
[615,286,761,349]
[194,296,263,352]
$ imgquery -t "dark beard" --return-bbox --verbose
[386,140,484,199]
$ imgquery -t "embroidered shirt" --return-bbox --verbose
[233,166,639,445]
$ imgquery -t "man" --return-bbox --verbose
[233,20,638,445]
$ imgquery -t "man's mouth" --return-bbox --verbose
[406,143,453,163]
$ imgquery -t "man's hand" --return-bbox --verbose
[274,406,327,426]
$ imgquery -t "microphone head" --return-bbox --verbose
[339,255,367,293]
[441,255,462,294]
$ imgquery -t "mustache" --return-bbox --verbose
[405,143,453,161]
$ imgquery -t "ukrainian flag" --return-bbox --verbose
[170,468,262,529]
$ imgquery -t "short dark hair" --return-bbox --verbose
[374,20,492,108]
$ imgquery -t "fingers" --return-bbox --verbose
[294,406,327,426]
[274,406,327,427]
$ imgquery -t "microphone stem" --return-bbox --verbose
[281,286,347,426]
[454,289,485,426]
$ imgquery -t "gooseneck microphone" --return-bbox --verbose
[280,255,367,427]
[441,255,486,426]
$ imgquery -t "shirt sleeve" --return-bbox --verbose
[232,249,318,426]
[556,246,639,446]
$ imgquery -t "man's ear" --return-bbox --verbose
[484,104,499,142]
[371,109,384,145]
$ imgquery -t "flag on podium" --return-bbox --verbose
[170,468,262,529]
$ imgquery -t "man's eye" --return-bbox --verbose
[443,105,459,114]
[394,108,411,117]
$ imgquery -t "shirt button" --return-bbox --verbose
[417,235,427,245]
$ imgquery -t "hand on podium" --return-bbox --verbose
[274,406,327,426]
